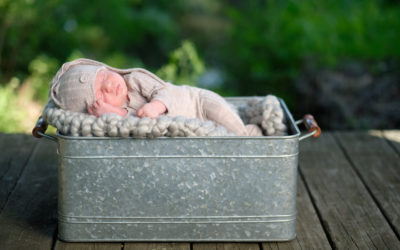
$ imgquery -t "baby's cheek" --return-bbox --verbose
[103,94,121,107]
[102,94,113,104]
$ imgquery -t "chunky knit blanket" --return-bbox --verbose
[42,95,287,137]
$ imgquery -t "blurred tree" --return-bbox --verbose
[0,0,185,84]
[0,77,27,132]
[157,40,205,85]
[0,0,400,132]
[221,0,400,108]
[0,0,62,80]
[27,54,59,103]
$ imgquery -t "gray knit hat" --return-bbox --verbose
[51,64,104,113]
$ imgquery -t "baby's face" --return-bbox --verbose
[94,69,128,107]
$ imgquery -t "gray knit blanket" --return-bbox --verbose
[42,95,287,137]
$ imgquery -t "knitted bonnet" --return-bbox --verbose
[50,63,104,113]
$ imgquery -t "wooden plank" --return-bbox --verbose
[298,132,399,249]
[54,241,122,250]
[0,139,58,250]
[193,243,216,250]
[124,243,190,250]
[193,243,259,250]
[262,176,331,250]
[383,130,400,154]
[0,133,38,212]
[335,131,400,237]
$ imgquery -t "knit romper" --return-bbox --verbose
[122,70,260,136]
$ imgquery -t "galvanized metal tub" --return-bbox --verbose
[34,97,320,242]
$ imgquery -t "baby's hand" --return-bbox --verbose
[137,100,167,119]
[87,95,127,117]
[87,97,114,117]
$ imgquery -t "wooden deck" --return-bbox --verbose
[0,131,399,250]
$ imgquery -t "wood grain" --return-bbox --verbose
[193,243,260,250]
[298,132,399,249]
[335,131,400,237]
[124,243,190,250]
[383,130,400,155]
[0,139,58,250]
[0,133,38,212]
[54,241,122,250]
[262,176,332,250]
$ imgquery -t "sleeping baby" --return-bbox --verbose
[50,58,262,136]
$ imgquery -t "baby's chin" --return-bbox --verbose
[115,96,129,107]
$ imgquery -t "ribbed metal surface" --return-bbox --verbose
[57,98,301,242]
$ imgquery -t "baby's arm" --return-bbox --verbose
[128,70,171,118]
[136,100,167,119]
[87,98,128,117]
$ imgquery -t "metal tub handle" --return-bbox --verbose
[296,114,322,141]
[32,116,57,142]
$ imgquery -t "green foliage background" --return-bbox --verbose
[0,0,399,132]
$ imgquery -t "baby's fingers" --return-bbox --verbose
[136,108,144,118]
[86,102,94,115]
[93,99,103,109]
[96,92,104,102]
